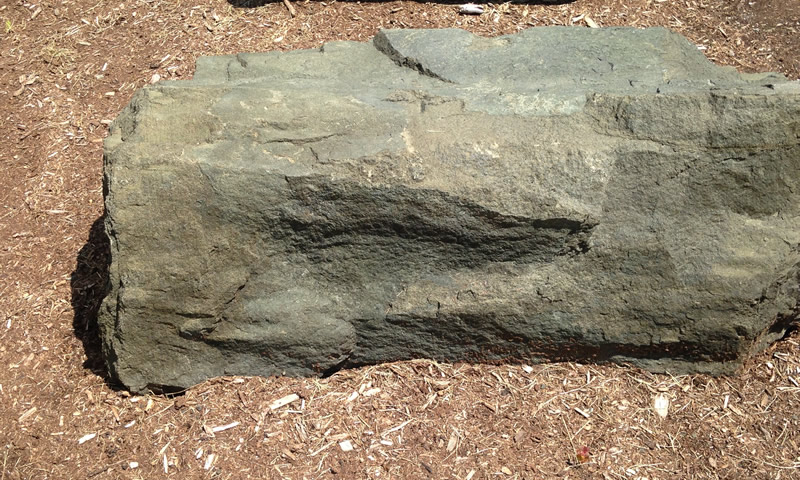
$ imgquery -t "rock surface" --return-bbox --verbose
[100,27,800,393]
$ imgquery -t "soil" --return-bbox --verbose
[1,0,800,478]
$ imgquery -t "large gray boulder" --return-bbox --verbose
[101,27,800,393]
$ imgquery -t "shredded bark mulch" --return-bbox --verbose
[1,0,799,478]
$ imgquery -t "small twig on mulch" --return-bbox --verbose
[282,0,296,18]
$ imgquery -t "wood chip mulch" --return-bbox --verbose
[1,0,799,478]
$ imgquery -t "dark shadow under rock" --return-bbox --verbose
[71,215,112,381]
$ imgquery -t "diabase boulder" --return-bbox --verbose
[100,27,800,393]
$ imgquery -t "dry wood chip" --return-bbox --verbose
[459,4,484,15]
[339,440,354,452]
[421,392,437,410]
[211,421,240,433]
[654,393,669,418]
[309,442,334,457]
[173,396,187,410]
[574,407,591,418]
[78,432,97,444]
[283,0,297,17]
[447,433,458,452]
[203,453,216,470]
[728,404,744,417]
[18,407,37,423]
[381,419,412,436]
[480,401,498,414]
[430,380,450,390]
[108,405,120,423]
[270,393,299,410]
[282,448,297,461]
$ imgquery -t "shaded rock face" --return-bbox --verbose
[100,27,800,393]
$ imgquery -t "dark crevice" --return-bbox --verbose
[145,383,188,397]
[372,31,456,84]
[782,322,800,340]
[346,311,743,372]
[766,308,800,337]
[258,133,340,146]
[278,177,594,271]
[175,312,215,319]
[308,146,320,163]
[235,53,248,68]
[224,279,248,306]
[178,318,222,341]
[319,357,350,378]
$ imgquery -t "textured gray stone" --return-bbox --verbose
[101,27,800,393]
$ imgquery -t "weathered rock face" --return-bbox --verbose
[100,27,800,393]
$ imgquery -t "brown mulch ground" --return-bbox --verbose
[2,0,800,478]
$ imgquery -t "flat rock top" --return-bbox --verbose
[186,27,787,112]
[111,26,794,219]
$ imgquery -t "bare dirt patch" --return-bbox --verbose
[1,0,799,478]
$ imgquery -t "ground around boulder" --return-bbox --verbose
[1,1,799,478]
